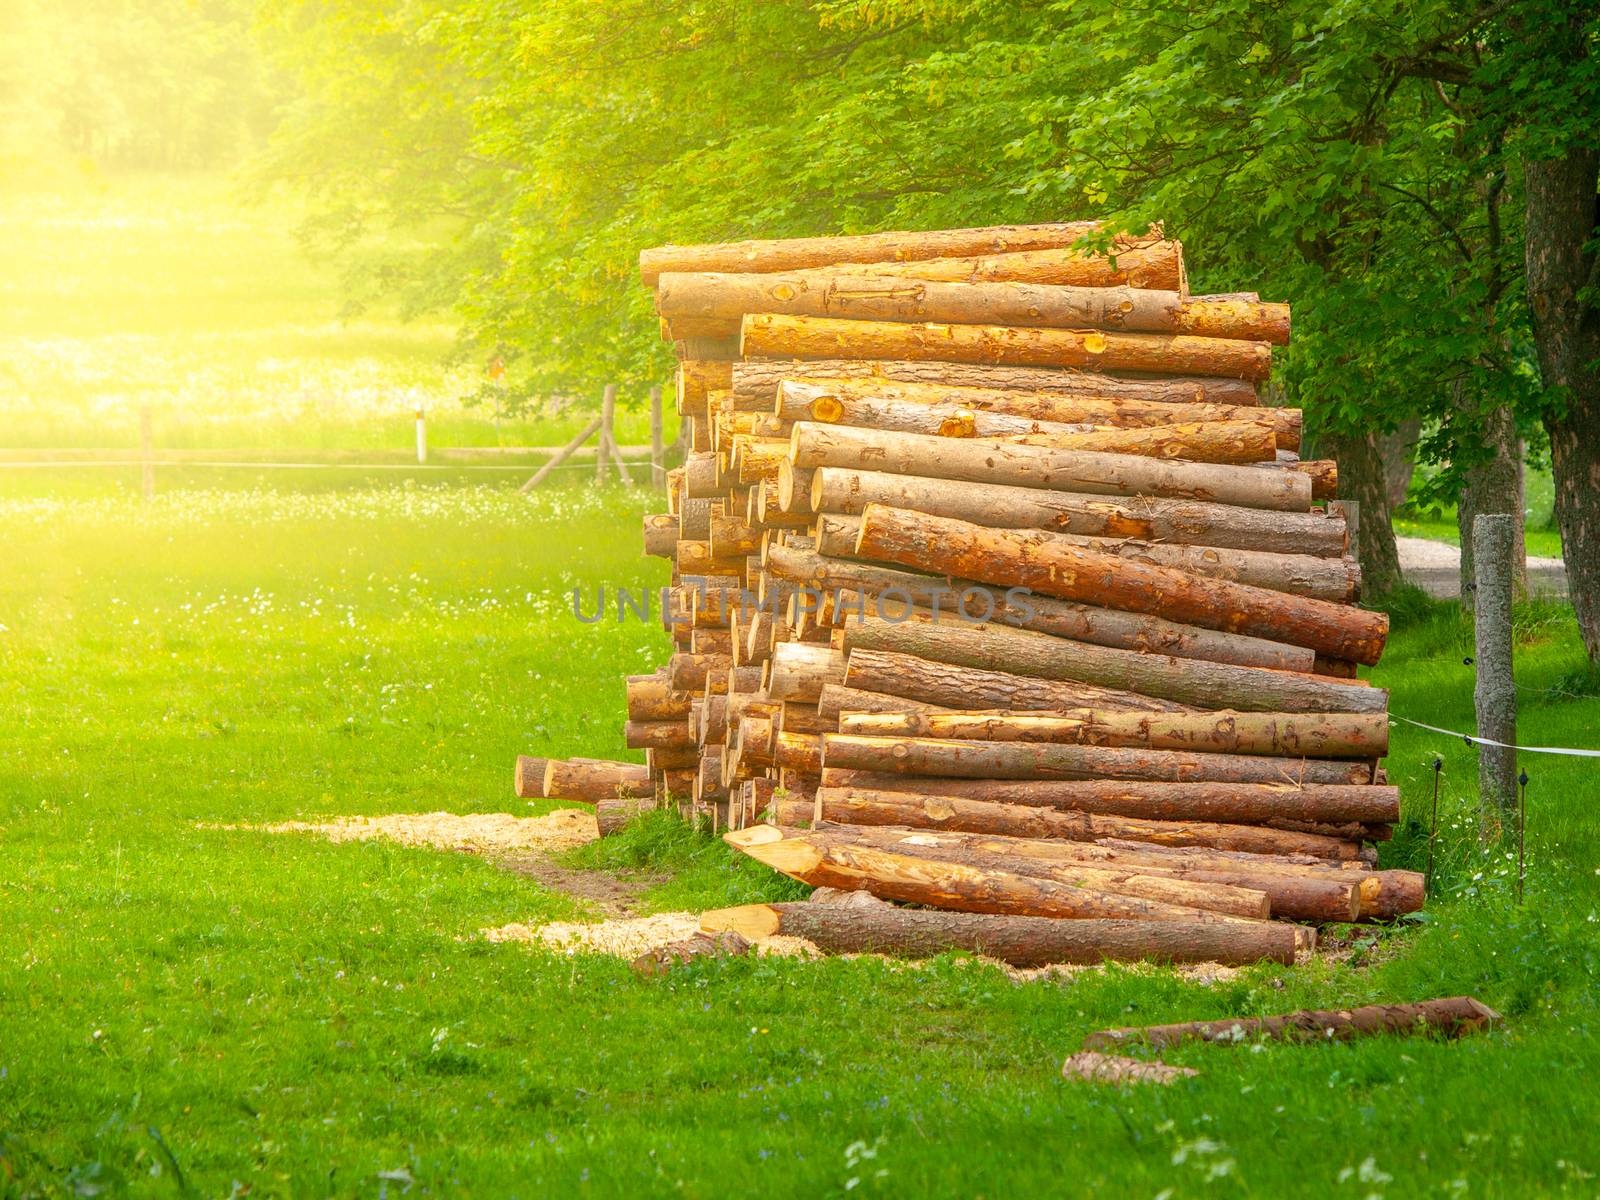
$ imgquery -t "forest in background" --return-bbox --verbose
[2,0,1597,654]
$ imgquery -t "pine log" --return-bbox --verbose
[783,787,1364,859]
[708,512,761,558]
[724,826,1254,922]
[623,720,694,751]
[661,272,1288,344]
[683,451,720,498]
[732,359,1257,407]
[646,747,700,771]
[775,731,824,774]
[514,755,550,799]
[820,731,1374,786]
[778,701,832,736]
[817,684,954,723]
[841,616,1385,715]
[844,647,1194,714]
[799,821,1362,923]
[643,513,678,558]
[994,421,1282,465]
[837,709,1387,759]
[742,314,1273,381]
[543,758,652,803]
[767,543,1315,672]
[596,796,656,837]
[788,824,1270,916]
[791,424,1309,510]
[815,774,1397,824]
[777,378,1295,448]
[854,506,1388,664]
[677,360,733,414]
[689,628,734,656]
[675,334,741,361]
[639,221,1147,285]
[766,642,847,702]
[669,652,734,693]
[656,768,696,802]
[701,893,1298,966]
[626,674,692,721]
[1082,997,1501,1051]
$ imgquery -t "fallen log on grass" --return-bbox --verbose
[700,890,1299,967]
[1081,996,1502,1051]
[543,758,652,803]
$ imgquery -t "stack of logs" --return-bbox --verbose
[518,220,1422,966]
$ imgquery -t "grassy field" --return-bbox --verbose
[0,174,674,453]
[3,469,1599,1198]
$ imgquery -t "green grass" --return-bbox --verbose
[0,174,674,453]
[3,473,1599,1197]
[1394,515,1566,561]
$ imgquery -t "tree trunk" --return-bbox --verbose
[809,466,1340,554]
[776,379,1296,447]
[732,359,1257,407]
[542,758,652,802]
[820,731,1374,786]
[743,314,1273,380]
[701,892,1298,966]
[1322,429,1404,597]
[1082,996,1500,1051]
[1456,405,1527,606]
[853,506,1388,664]
[791,424,1309,510]
[815,775,1398,824]
[797,823,1365,923]
[840,612,1385,714]
[639,220,1146,284]
[1526,148,1600,660]
[723,826,1259,922]
[836,709,1387,759]
[1379,416,1422,509]
[767,543,1317,671]
[844,646,1194,714]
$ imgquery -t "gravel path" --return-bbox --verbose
[1397,536,1567,599]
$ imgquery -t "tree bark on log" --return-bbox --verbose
[790,424,1310,510]
[795,822,1363,923]
[660,271,1288,343]
[643,513,678,558]
[742,314,1273,381]
[809,467,1343,556]
[723,826,1257,922]
[596,796,656,837]
[676,360,733,414]
[765,642,846,702]
[844,646,1195,714]
[853,506,1388,664]
[514,755,550,799]
[1082,996,1501,1051]
[777,378,1299,449]
[732,359,1258,408]
[836,709,1387,759]
[701,893,1298,966]
[841,615,1385,715]
[623,720,693,751]
[627,674,692,721]
[669,652,734,693]
[816,774,1398,825]
[820,731,1374,787]
[639,221,1151,284]
[858,242,1185,291]
[542,758,652,802]
[768,544,1315,672]
[993,421,1281,465]
[781,787,1365,859]
[816,684,954,723]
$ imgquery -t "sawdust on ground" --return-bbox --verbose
[482,913,818,960]
[214,808,599,854]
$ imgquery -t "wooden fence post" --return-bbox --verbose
[140,404,154,501]
[518,416,603,493]
[650,384,665,488]
[415,405,427,464]
[597,384,616,483]
[1472,513,1517,827]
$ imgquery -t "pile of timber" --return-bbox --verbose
[517,220,1422,967]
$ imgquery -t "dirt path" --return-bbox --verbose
[1398,535,1566,599]
[497,852,663,918]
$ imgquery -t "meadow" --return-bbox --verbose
[3,174,1598,1197]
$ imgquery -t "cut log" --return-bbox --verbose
[701,893,1297,966]
[777,378,1295,447]
[781,787,1364,859]
[814,775,1398,825]
[643,513,678,558]
[661,272,1288,344]
[989,420,1284,465]
[820,731,1374,786]
[816,683,954,723]
[774,731,824,774]
[543,758,652,803]
[742,314,1273,381]
[854,506,1388,664]
[766,642,847,702]
[514,755,550,799]
[798,820,1362,923]
[841,616,1385,715]
[677,360,733,413]
[724,826,1254,922]
[639,221,1145,285]
[836,710,1388,759]
[627,674,692,721]
[767,544,1315,672]
[624,720,694,751]
[708,512,761,558]
[596,796,655,837]
[732,359,1258,408]
[631,930,752,976]
[777,701,831,736]
[791,424,1309,511]
[844,646,1194,714]
[1082,997,1502,1051]
[669,652,734,693]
